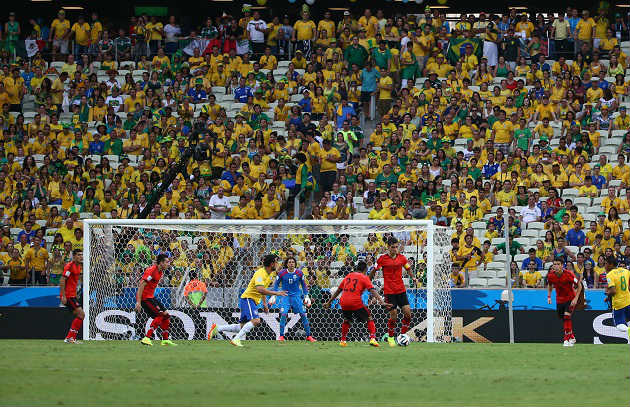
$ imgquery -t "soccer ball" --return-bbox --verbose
[397,334,410,346]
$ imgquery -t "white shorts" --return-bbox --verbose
[53,39,69,54]
[483,41,498,67]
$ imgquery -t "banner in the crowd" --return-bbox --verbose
[0,287,610,310]
[24,40,40,57]
[446,37,483,65]
[1,307,626,344]
[182,38,210,56]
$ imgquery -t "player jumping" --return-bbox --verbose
[325,260,391,347]
[136,254,177,346]
[209,254,287,347]
[604,256,630,338]
[371,237,417,347]
[60,249,84,344]
[273,257,316,342]
[547,260,583,346]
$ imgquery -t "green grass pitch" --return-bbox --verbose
[2,340,629,407]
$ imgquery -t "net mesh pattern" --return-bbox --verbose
[85,222,453,343]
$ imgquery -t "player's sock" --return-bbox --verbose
[160,316,170,340]
[366,320,376,339]
[234,321,255,340]
[300,313,311,337]
[217,324,241,333]
[279,313,288,336]
[66,317,83,340]
[146,316,162,339]
[341,321,350,341]
[563,315,572,339]
[401,317,411,334]
[616,324,629,332]
[387,318,396,337]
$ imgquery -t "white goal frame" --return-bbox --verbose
[82,219,451,342]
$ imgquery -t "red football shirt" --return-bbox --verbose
[62,261,82,298]
[376,254,409,294]
[339,272,373,310]
[140,265,163,300]
[547,269,577,304]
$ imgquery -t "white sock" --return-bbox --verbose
[218,324,241,333]
[616,324,629,332]
[234,321,255,340]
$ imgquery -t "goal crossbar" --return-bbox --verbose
[82,219,451,342]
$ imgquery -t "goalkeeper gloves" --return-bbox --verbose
[304,295,311,307]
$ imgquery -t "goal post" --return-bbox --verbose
[82,219,453,342]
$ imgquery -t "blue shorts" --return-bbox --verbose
[239,298,260,323]
[612,305,630,326]
[280,295,306,314]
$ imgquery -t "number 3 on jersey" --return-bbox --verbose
[345,278,358,292]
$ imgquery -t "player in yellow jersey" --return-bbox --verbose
[605,256,630,336]
[210,254,287,347]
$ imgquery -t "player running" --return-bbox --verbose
[604,256,630,337]
[60,249,84,344]
[371,237,418,347]
[272,256,316,342]
[547,260,583,346]
[325,260,391,347]
[209,254,287,347]
[136,254,177,346]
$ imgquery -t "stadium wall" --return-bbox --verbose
[1,307,626,344]
[0,287,611,310]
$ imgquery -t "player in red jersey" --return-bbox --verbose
[60,249,83,344]
[136,254,176,346]
[325,261,391,347]
[371,236,418,347]
[547,260,583,347]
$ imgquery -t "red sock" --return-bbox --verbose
[563,315,572,339]
[341,321,350,341]
[387,319,396,337]
[146,316,162,339]
[401,317,411,334]
[66,317,83,340]
[366,320,376,339]
[160,316,170,340]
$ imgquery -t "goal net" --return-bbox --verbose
[82,220,453,343]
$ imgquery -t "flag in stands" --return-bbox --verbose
[446,38,483,65]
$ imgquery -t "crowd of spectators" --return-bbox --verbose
[0,5,629,292]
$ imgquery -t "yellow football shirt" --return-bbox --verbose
[522,270,542,287]
[294,20,316,41]
[24,247,48,271]
[241,267,273,305]
[607,268,630,310]
[492,120,513,144]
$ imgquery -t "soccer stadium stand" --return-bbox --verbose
[0,5,629,293]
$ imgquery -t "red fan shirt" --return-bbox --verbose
[376,254,410,294]
[339,272,374,310]
[62,261,82,298]
[547,268,577,304]
[140,265,163,300]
